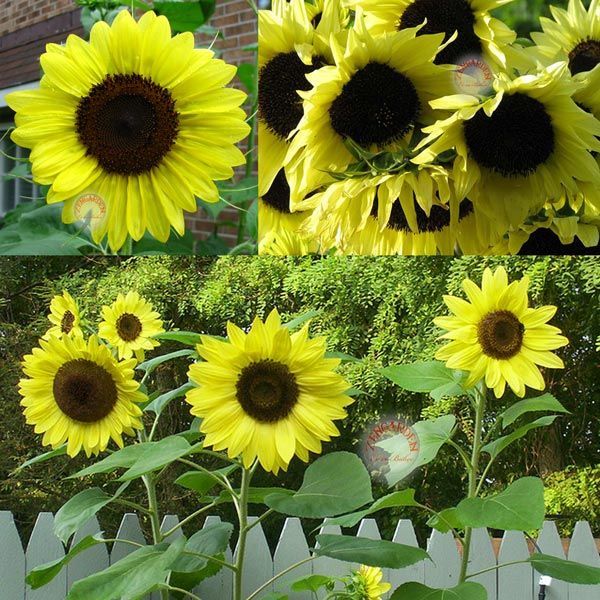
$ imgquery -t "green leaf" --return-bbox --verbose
[67,538,186,600]
[145,382,195,415]
[500,394,570,428]
[153,1,214,33]
[482,416,558,459]
[70,443,151,478]
[118,436,193,481]
[325,350,361,363]
[528,553,600,584]
[327,489,418,527]
[376,415,456,486]
[237,62,257,97]
[265,452,373,518]
[283,309,321,331]
[172,522,233,573]
[291,574,333,592]
[26,534,105,589]
[54,484,128,544]
[137,349,195,374]
[154,331,203,346]
[457,477,545,531]
[427,508,463,533]
[381,361,465,399]
[175,465,238,495]
[14,445,67,472]
[390,582,487,600]
[314,535,429,569]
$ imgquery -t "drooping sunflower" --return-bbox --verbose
[258,0,348,195]
[99,291,164,360]
[414,62,600,231]
[284,16,454,204]
[6,10,249,252]
[19,335,145,457]
[185,309,352,474]
[44,291,83,339]
[302,167,495,255]
[531,0,600,77]
[434,266,569,398]
[352,566,392,600]
[349,0,517,66]
[259,169,314,254]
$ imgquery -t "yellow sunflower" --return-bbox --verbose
[19,334,145,457]
[302,168,495,255]
[353,565,392,600]
[284,15,454,204]
[349,0,517,67]
[531,0,600,77]
[414,62,600,232]
[435,266,569,398]
[258,0,348,195]
[6,10,249,252]
[44,291,83,339]
[186,309,352,474]
[99,291,164,360]
[259,169,314,253]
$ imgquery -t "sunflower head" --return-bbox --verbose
[98,291,164,360]
[351,565,392,600]
[185,309,352,474]
[434,266,569,398]
[44,291,83,339]
[19,334,145,457]
[7,10,249,251]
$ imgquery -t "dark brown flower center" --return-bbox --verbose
[53,359,118,422]
[262,169,293,214]
[568,39,600,76]
[463,92,555,177]
[61,311,75,334]
[477,310,524,359]
[398,0,482,65]
[236,359,299,423]
[116,313,143,342]
[329,62,420,146]
[76,74,179,175]
[259,52,325,140]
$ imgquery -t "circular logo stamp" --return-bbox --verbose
[360,416,420,484]
[454,55,493,96]
[74,193,106,226]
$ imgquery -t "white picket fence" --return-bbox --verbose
[1,511,599,600]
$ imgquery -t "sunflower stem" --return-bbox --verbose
[143,471,168,600]
[459,383,486,583]
[233,465,253,600]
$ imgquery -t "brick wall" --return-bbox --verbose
[0,0,257,248]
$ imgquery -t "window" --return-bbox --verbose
[0,122,40,217]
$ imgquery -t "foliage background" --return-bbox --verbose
[1,256,598,548]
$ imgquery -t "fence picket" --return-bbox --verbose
[567,521,600,600]
[388,519,425,591]
[0,511,26,600]
[536,521,568,600]
[273,518,312,599]
[425,529,461,589]
[196,516,233,600]
[497,530,533,600]
[25,512,65,600]
[2,513,598,600]
[234,516,273,599]
[468,528,497,598]
[66,516,109,591]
